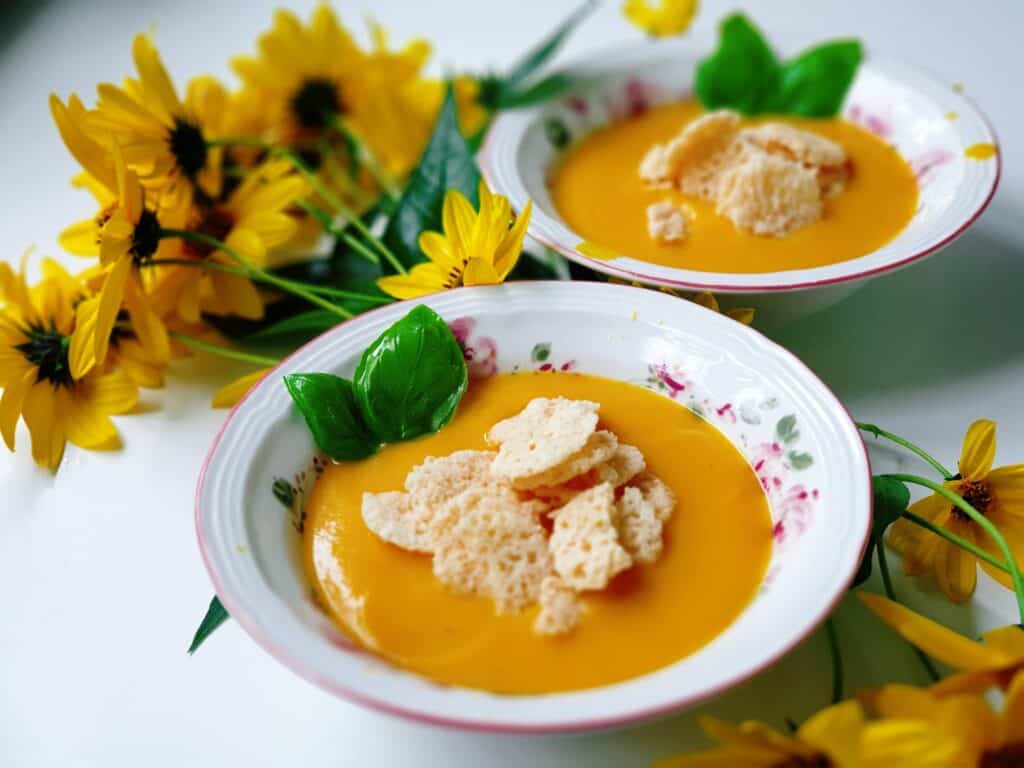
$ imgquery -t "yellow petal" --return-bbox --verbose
[653,749,781,768]
[976,508,1024,591]
[442,189,477,265]
[64,390,120,450]
[69,295,101,380]
[123,275,170,363]
[22,382,67,471]
[797,700,864,766]
[114,340,164,389]
[861,719,961,768]
[212,367,272,409]
[493,199,531,279]
[935,523,978,603]
[988,464,1024,507]
[87,252,131,378]
[49,93,117,192]
[59,218,101,257]
[726,308,756,325]
[959,419,996,481]
[418,231,458,272]
[1002,671,1024,743]
[858,592,1008,670]
[698,717,800,755]
[462,258,501,286]
[377,263,447,300]
[132,34,182,121]
[981,626,1024,660]
[0,365,35,451]
[692,292,721,312]
[208,270,264,320]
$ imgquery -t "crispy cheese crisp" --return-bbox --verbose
[432,486,552,613]
[510,430,618,490]
[630,471,676,522]
[488,397,600,482]
[533,575,582,636]
[741,123,846,168]
[361,491,434,553]
[594,443,646,487]
[549,483,632,590]
[716,153,823,237]
[406,450,500,511]
[639,109,741,188]
[646,200,689,243]
[616,486,663,563]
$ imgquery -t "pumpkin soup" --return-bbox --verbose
[304,371,773,694]
[551,100,918,273]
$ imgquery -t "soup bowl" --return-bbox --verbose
[480,40,1000,326]
[196,282,871,732]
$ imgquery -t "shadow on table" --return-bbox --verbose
[770,212,1024,399]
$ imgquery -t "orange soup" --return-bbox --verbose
[304,371,773,694]
[551,100,918,273]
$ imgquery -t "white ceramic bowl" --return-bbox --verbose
[481,41,1000,325]
[196,282,871,732]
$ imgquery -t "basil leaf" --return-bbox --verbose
[499,72,575,109]
[695,14,780,115]
[353,305,467,443]
[382,86,480,269]
[503,0,596,89]
[853,476,910,587]
[188,596,229,654]
[770,41,862,117]
[284,373,379,460]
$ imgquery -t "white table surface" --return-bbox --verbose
[2,0,1021,765]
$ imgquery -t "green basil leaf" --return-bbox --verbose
[852,536,876,587]
[243,310,341,343]
[695,14,780,115]
[499,72,575,109]
[873,475,910,536]
[188,596,229,654]
[770,41,862,117]
[284,373,379,460]
[353,305,467,443]
[382,85,480,269]
[503,0,596,89]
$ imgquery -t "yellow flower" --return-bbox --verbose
[691,291,756,325]
[655,700,958,768]
[888,419,1024,602]
[870,679,1024,768]
[231,5,481,178]
[377,182,532,300]
[622,0,699,37]
[0,258,138,470]
[859,592,1024,696]
[212,367,272,409]
[152,159,308,323]
[85,35,224,224]
[57,139,171,380]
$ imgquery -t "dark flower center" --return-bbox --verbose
[16,325,72,387]
[184,207,235,259]
[168,117,208,178]
[981,743,1024,768]
[775,757,832,768]
[290,78,341,130]
[953,480,992,520]
[131,209,162,266]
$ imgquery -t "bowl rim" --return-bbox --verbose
[195,282,872,733]
[479,42,1001,294]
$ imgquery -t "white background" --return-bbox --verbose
[1,0,1021,765]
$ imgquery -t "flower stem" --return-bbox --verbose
[874,532,941,681]
[884,473,1024,624]
[278,150,407,275]
[170,332,279,367]
[824,617,843,704]
[327,113,401,199]
[157,229,352,319]
[857,423,954,480]
[902,511,1010,575]
[294,200,381,266]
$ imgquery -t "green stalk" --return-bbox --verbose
[327,113,401,199]
[170,331,279,367]
[874,531,941,681]
[857,423,954,480]
[824,617,843,704]
[902,511,1010,575]
[883,473,1024,624]
[158,229,351,320]
[294,200,381,266]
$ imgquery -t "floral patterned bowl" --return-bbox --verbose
[480,40,1000,325]
[196,282,871,732]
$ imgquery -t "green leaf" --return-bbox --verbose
[776,414,799,445]
[770,41,862,117]
[284,373,379,461]
[188,596,229,654]
[853,536,876,587]
[531,342,551,362]
[503,0,596,89]
[244,310,341,343]
[498,73,575,109]
[695,14,781,115]
[695,13,861,118]
[872,475,910,536]
[382,85,480,268]
[353,305,467,443]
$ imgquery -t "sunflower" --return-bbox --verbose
[52,123,171,379]
[377,181,532,299]
[0,258,138,470]
[622,0,699,37]
[85,34,223,224]
[231,5,481,179]
[870,678,1024,768]
[859,592,1024,696]
[151,159,308,322]
[654,700,958,768]
[888,419,1024,602]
